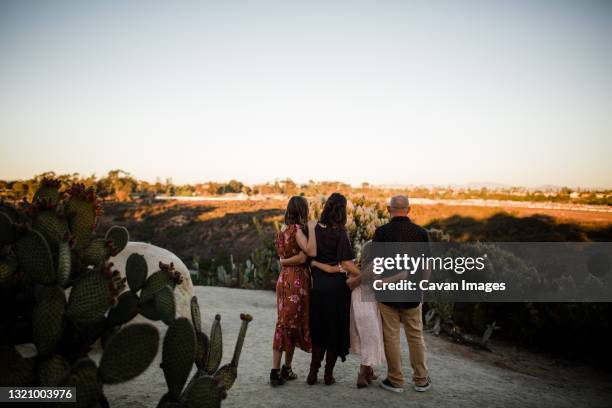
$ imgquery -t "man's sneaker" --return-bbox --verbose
[380,378,404,393]
[414,377,432,392]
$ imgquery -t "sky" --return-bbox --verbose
[1,0,611,188]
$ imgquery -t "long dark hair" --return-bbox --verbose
[284,196,309,227]
[319,192,347,228]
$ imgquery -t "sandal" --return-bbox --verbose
[281,365,298,381]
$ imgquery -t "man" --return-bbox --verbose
[374,195,431,393]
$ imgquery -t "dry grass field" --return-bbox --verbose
[98,199,612,265]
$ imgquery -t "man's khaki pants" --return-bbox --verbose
[378,302,428,387]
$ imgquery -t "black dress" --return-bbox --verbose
[309,224,355,361]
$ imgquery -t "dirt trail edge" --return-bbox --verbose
[102,286,612,408]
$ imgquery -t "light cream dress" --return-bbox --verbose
[349,242,386,366]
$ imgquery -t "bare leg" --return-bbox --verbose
[281,346,298,380]
[272,349,283,370]
[357,364,369,388]
[284,346,295,367]
[270,349,286,387]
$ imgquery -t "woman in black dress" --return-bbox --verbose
[307,193,361,385]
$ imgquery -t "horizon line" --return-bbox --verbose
[1,170,611,191]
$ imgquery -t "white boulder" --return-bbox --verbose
[109,242,194,319]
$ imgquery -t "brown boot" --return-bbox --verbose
[324,351,337,385]
[307,346,325,385]
[270,368,285,387]
[365,366,378,383]
[357,365,369,388]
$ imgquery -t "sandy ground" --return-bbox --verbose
[102,286,612,408]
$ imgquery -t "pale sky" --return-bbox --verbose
[1,0,611,187]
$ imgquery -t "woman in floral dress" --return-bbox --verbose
[270,196,316,386]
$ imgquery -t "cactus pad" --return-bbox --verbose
[66,269,113,323]
[99,323,159,384]
[65,358,101,408]
[15,229,55,285]
[126,253,147,291]
[33,286,66,355]
[182,375,226,408]
[0,211,15,246]
[0,256,17,284]
[33,178,62,207]
[0,201,19,223]
[231,314,252,367]
[57,240,72,286]
[32,210,69,247]
[162,317,196,399]
[0,346,35,386]
[155,285,176,325]
[82,238,110,268]
[213,314,252,391]
[140,270,172,302]
[106,290,139,327]
[39,355,70,386]
[65,185,98,251]
[190,296,202,333]
[157,392,183,408]
[205,315,223,375]
[213,364,237,392]
[194,331,210,370]
[139,298,162,321]
[105,225,129,256]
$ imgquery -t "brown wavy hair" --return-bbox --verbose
[319,192,347,228]
[284,196,309,227]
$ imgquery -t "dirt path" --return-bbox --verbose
[104,287,612,408]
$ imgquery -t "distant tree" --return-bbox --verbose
[226,179,244,193]
[280,178,297,195]
[96,170,137,201]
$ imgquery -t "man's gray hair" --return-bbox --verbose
[389,195,410,210]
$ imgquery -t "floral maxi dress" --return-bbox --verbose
[273,224,312,353]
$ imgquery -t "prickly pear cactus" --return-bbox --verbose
[156,296,253,408]
[205,315,223,375]
[0,179,251,407]
[213,314,252,391]
[99,323,160,384]
[15,229,55,285]
[105,225,129,256]
[32,286,66,355]
[162,317,196,398]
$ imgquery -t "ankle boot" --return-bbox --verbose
[281,365,298,381]
[307,347,325,385]
[357,365,369,388]
[365,366,378,383]
[270,368,285,387]
[324,351,337,385]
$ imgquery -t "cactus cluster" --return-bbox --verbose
[155,297,252,408]
[0,179,252,408]
[206,218,280,289]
